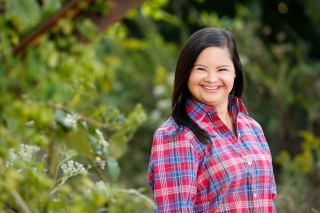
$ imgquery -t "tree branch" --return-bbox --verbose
[54,104,113,129]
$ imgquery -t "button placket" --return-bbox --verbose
[232,126,259,208]
[250,156,259,212]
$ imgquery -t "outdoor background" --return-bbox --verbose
[1,0,320,212]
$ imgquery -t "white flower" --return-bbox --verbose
[6,149,17,167]
[64,113,80,130]
[96,181,109,191]
[95,129,109,148]
[95,181,114,200]
[84,188,92,196]
[81,121,88,129]
[8,149,17,161]
[95,157,106,170]
[18,144,40,162]
[61,160,87,176]
[26,120,35,127]
[5,144,40,168]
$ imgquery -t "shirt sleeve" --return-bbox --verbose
[148,130,199,213]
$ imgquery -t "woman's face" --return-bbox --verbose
[187,46,236,108]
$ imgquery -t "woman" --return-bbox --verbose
[148,28,277,212]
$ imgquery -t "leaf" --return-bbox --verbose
[54,108,69,130]
[5,0,41,32]
[107,156,120,182]
[46,50,59,68]
[43,0,62,14]
[76,18,99,39]
[65,125,92,157]
[108,133,127,159]
[83,82,97,94]
[68,93,81,109]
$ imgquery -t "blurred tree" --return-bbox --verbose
[0,0,154,212]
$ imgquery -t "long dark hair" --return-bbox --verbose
[171,28,244,145]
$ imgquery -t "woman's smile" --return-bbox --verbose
[201,85,222,91]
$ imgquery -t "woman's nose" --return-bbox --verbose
[205,71,218,82]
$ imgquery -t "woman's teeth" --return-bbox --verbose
[202,85,219,90]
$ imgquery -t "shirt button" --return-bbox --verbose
[248,161,252,165]
[253,194,257,198]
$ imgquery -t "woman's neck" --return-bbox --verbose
[216,103,236,135]
[215,101,229,119]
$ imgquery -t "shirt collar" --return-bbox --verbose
[185,95,248,123]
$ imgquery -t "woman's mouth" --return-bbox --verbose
[202,85,219,90]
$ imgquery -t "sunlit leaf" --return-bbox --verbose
[83,82,97,94]
[65,125,92,157]
[43,0,62,14]
[108,133,127,159]
[5,0,41,32]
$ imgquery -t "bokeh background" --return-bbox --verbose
[1,0,320,212]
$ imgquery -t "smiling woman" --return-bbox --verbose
[148,28,277,213]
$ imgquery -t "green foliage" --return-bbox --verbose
[4,0,41,33]
[0,0,153,212]
[275,132,320,212]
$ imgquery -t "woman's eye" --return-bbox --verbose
[197,68,206,71]
[219,68,227,71]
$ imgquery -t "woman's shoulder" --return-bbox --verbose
[155,117,178,136]
[238,112,266,135]
[153,117,199,146]
[151,117,205,160]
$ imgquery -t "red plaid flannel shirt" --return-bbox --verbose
[148,95,277,212]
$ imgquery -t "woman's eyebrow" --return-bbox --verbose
[194,64,208,67]
[217,65,231,68]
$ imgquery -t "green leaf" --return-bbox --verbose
[68,93,82,109]
[107,156,120,182]
[65,125,92,157]
[5,0,41,32]
[54,108,69,130]
[83,82,97,94]
[43,0,62,14]
[76,18,99,39]
[108,133,127,159]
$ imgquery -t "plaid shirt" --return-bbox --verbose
[148,95,277,213]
